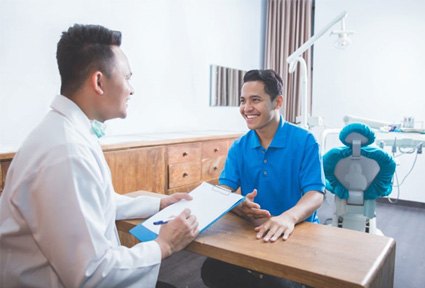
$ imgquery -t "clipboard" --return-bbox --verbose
[129,182,244,242]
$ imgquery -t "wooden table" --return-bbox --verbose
[117,192,395,288]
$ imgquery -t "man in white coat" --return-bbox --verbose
[0,24,199,288]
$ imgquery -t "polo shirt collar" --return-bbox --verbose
[269,115,287,148]
[249,115,287,149]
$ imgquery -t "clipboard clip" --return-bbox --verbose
[212,185,232,195]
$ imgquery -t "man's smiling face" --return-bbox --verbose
[239,81,278,131]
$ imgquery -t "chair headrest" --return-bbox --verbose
[339,123,375,147]
[323,123,396,200]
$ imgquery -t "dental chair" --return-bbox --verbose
[323,123,396,234]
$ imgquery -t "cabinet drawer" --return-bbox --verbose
[168,143,201,164]
[168,162,201,189]
[202,156,226,181]
[202,140,228,159]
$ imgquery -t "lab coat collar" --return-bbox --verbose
[50,95,96,140]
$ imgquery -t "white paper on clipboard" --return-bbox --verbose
[129,182,244,242]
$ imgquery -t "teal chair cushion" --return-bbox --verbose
[323,146,396,200]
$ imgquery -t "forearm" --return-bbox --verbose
[282,191,324,224]
[114,193,161,220]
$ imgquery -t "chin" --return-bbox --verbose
[245,119,257,130]
[246,123,256,130]
[119,108,128,119]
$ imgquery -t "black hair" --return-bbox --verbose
[243,69,283,101]
[56,24,122,96]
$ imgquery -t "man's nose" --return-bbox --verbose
[243,101,253,111]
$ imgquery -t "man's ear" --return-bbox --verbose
[91,71,104,95]
[274,95,284,110]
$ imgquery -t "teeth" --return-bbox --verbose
[246,115,258,119]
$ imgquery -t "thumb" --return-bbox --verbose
[247,189,257,201]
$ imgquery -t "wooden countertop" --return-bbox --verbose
[0,130,244,160]
[117,191,396,288]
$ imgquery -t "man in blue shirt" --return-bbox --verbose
[201,69,325,288]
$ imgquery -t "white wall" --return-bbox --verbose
[0,0,265,151]
[313,0,425,202]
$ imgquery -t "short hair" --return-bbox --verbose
[243,69,283,101]
[56,24,122,95]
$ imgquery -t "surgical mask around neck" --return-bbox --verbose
[91,120,106,138]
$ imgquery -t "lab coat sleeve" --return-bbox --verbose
[11,145,161,288]
[114,193,161,220]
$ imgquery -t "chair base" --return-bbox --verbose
[332,196,383,235]
[331,214,383,235]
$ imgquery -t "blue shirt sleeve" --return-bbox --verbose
[299,134,326,194]
[218,141,240,191]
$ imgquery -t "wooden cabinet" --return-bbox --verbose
[0,160,12,194]
[0,133,241,196]
[104,146,167,194]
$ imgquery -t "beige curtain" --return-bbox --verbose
[264,0,313,123]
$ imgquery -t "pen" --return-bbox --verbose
[153,217,175,225]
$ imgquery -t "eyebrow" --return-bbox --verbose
[240,94,262,99]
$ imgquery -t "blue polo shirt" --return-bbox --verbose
[219,116,325,223]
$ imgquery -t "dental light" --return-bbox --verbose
[331,16,354,49]
[287,11,354,129]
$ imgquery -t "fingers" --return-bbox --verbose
[246,210,270,219]
[156,210,199,258]
[243,199,260,209]
[177,209,198,234]
[240,191,271,219]
[254,219,293,242]
[173,192,192,201]
[282,229,291,241]
[160,193,191,210]
[190,218,200,236]
[242,201,270,218]
[247,208,271,219]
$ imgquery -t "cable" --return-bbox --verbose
[387,169,400,204]
[393,151,419,187]
[387,143,422,204]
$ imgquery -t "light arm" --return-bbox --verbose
[287,11,348,65]
[286,11,348,129]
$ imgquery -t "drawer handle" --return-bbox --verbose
[214,148,219,153]
[182,172,189,178]
[182,152,188,157]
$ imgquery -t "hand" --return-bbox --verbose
[233,189,271,219]
[155,208,199,259]
[254,213,296,242]
[160,192,192,210]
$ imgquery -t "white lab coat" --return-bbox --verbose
[0,95,163,288]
